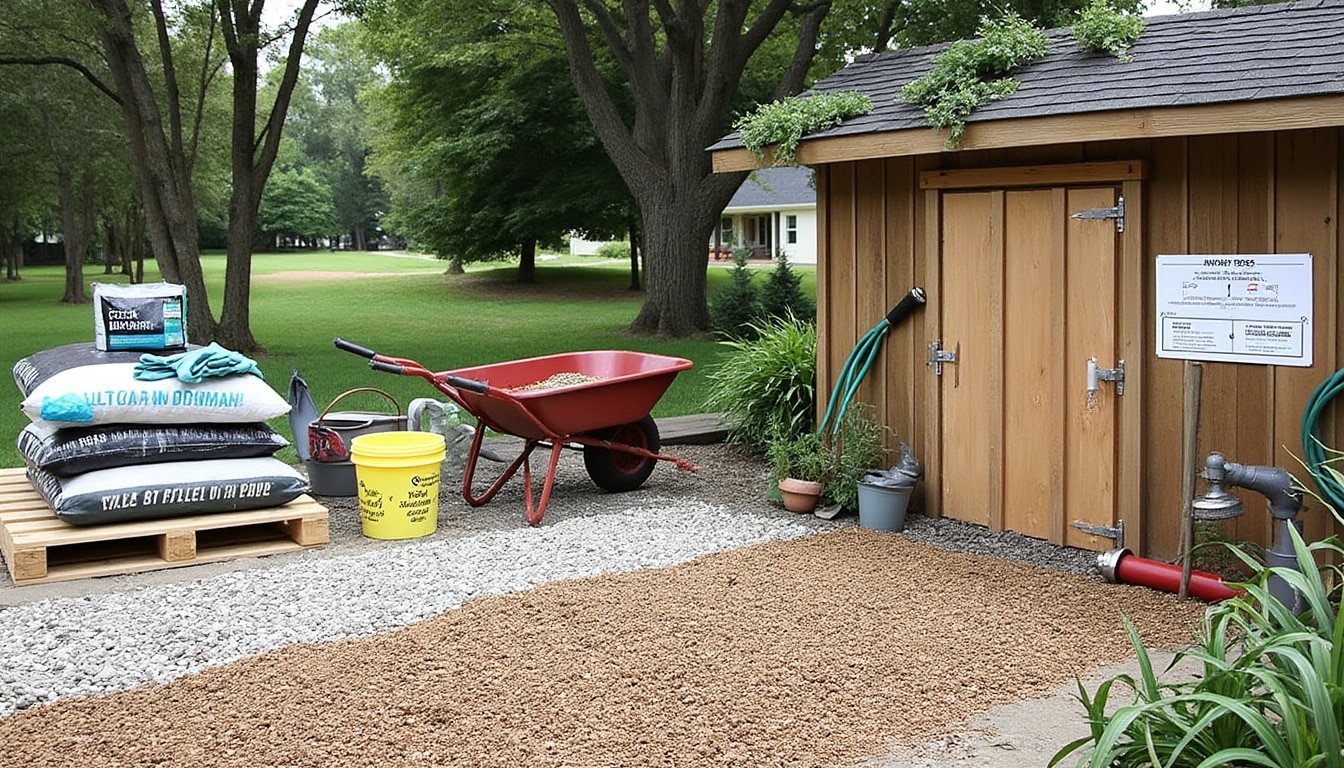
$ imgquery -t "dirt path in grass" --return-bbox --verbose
[0,529,1204,767]
[256,269,443,283]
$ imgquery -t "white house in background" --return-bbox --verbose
[571,165,818,264]
[712,165,817,265]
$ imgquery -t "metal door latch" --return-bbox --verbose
[928,339,960,387]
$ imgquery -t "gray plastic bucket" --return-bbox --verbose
[306,459,358,497]
[856,479,913,532]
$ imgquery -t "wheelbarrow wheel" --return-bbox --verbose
[583,415,660,493]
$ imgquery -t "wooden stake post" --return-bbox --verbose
[1178,360,1203,599]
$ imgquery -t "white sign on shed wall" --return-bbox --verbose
[1155,254,1314,367]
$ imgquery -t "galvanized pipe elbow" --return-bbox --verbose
[1222,461,1303,520]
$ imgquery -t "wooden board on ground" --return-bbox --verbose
[0,468,329,586]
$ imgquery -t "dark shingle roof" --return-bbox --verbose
[710,0,1344,151]
[725,167,816,208]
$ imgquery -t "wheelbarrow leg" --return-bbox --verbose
[461,426,533,507]
[522,440,566,526]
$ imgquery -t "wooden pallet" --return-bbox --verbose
[0,467,329,586]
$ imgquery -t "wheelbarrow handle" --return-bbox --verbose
[884,286,927,327]
[370,360,406,375]
[442,375,489,394]
[333,337,377,359]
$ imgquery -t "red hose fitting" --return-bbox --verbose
[1098,549,1241,602]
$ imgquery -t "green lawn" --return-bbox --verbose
[2,251,813,469]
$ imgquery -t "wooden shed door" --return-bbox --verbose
[936,186,1125,549]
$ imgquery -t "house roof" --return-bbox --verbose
[724,167,816,210]
[711,0,1344,170]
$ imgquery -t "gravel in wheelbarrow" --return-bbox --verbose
[334,339,697,525]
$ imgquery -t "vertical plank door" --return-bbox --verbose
[937,186,1123,550]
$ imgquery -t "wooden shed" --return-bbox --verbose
[711,0,1344,561]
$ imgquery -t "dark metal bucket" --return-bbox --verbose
[306,388,406,496]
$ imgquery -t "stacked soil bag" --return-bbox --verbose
[13,342,308,526]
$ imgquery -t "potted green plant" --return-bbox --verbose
[766,427,829,513]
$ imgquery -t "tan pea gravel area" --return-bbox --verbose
[0,527,1203,767]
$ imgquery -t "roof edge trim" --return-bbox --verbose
[711,95,1344,172]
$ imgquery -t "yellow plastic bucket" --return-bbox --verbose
[350,431,446,540]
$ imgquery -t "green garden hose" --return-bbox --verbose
[817,287,926,437]
[1302,365,1344,511]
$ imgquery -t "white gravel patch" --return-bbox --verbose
[0,498,812,717]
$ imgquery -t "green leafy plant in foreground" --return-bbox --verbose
[735,90,872,166]
[900,10,1050,149]
[1072,0,1145,61]
[1051,484,1344,768]
[824,403,890,511]
[765,427,829,484]
[703,311,817,453]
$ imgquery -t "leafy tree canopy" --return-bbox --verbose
[360,0,632,269]
[258,167,336,243]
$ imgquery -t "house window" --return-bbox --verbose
[785,214,798,245]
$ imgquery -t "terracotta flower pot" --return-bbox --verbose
[778,477,823,513]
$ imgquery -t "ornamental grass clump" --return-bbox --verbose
[1072,0,1144,61]
[703,311,816,454]
[900,10,1050,148]
[1050,483,1344,768]
[735,91,872,166]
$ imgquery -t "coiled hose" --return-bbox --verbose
[817,287,926,437]
[1302,366,1344,511]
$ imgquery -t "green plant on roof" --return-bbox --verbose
[899,10,1051,149]
[734,91,873,166]
[1072,0,1145,61]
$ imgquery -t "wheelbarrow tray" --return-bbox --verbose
[447,350,692,440]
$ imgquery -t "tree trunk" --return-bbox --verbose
[447,257,464,274]
[545,0,826,337]
[629,202,713,335]
[121,202,144,280]
[92,0,217,341]
[3,217,21,281]
[518,239,536,283]
[626,216,640,291]
[218,60,261,352]
[354,222,366,251]
[2,241,17,282]
[214,0,321,354]
[57,165,94,304]
[104,215,120,274]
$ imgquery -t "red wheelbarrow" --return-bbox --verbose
[334,338,698,524]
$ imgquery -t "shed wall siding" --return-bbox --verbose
[817,128,1342,561]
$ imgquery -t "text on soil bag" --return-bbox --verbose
[79,388,248,409]
[100,481,275,511]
